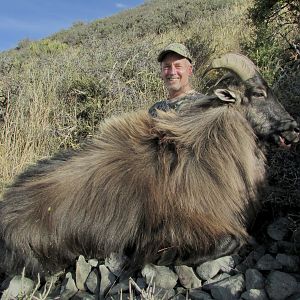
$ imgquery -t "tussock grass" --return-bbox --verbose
[2,0,299,204]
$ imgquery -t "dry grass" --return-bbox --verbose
[0,0,255,195]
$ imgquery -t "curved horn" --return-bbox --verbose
[204,53,259,81]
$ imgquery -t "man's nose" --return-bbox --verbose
[168,64,177,75]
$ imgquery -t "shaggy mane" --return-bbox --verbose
[0,101,266,274]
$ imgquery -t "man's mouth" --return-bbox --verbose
[167,77,179,82]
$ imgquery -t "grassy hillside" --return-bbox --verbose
[0,0,299,199]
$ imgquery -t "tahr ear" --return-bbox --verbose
[214,88,237,103]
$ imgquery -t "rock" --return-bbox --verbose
[242,246,265,269]
[256,254,282,271]
[235,263,248,273]
[99,264,116,297]
[217,256,236,273]
[136,277,147,290]
[60,272,78,300]
[2,275,35,299]
[188,288,213,299]
[245,269,265,290]
[104,252,126,277]
[196,259,221,280]
[173,293,187,300]
[76,255,92,291]
[292,227,300,243]
[268,241,279,254]
[267,217,290,241]
[141,264,178,289]
[265,271,297,300]
[108,292,129,300]
[86,269,99,294]
[154,288,176,299]
[286,293,300,300]
[208,274,245,300]
[88,259,99,267]
[241,288,268,300]
[174,265,202,288]
[252,245,267,261]
[174,287,186,299]
[203,273,231,288]
[108,281,129,295]
[196,255,236,281]
[72,291,96,299]
[276,253,300,272]
[277,241,298,254]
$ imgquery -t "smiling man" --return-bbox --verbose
[149,43,204,117]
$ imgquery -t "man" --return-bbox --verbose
[149,42,204,117]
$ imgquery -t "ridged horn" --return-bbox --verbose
[204,53,259,81]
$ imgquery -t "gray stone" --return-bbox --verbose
[173,293,187,300]
[265,271,297,300]
[277,241,297,254]
[88,259,99,267]
[141,264,178,289]
[256,254,282,270]
[245,269,265,290]
[108,292,130,300]
[136,277,147,290]
[72,291,96,299]
[196,259,221,280]
[85,269,99,294]
[76,255,92,291]
[209,274,245,300]
[267,217,290,241]
[60,272,78,300]
[104,252,126,277]
[276,253,300,272]
[217,255,236,273]
[196,255,236,281]
[174,265,202,289]
[287,293,300,300]
[236,263,248,273]
[268,241,279,254]
[99,264,116,297]
[2,275,35,299]
[188,288,213,299]
[203,273,231,288]
[243,247,265,268]
[241,289,268,300]
[154,288,176,299]
[252,245,267,260]
[292,227,300,243]
[108,281,129,295]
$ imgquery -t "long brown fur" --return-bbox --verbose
[0,97,266,275]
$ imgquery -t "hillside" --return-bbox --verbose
[0,0,258,192]
[0,0,300,298]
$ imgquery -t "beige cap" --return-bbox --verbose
[157,43,192,63]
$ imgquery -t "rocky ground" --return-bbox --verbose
[1,216,299,300]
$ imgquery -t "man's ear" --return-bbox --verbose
[188,63,193,76]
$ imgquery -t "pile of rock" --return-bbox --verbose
[1,217,300,300]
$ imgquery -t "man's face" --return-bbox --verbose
[160,53,193,98]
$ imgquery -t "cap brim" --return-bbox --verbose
[157,50,173,62]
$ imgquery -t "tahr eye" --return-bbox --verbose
[252,90,267,99]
